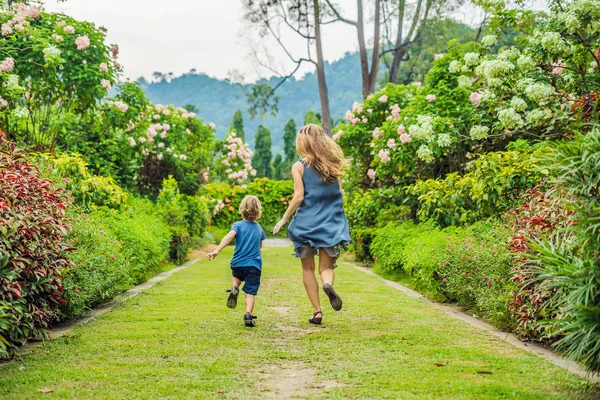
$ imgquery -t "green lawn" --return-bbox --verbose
[0,246,596,399]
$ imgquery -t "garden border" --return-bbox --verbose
[2,257,201,362]
[343,261,600,383]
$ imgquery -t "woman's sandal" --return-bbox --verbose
[323,283,343,311]
[309,311,322,325]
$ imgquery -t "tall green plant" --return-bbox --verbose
[527,130,600,373]
[252,125,273,178]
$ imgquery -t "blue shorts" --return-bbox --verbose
[231,266,261,295]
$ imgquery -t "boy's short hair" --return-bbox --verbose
[239,196,262,221]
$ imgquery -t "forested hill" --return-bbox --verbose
[138,52,363,153]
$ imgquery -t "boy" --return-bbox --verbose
[207,196,266,327]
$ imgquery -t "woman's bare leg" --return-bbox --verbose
[318,250,335,286]
[301,257,321,312]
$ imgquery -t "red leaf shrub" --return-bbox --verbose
[0,143,72,358]
[503,180,571,339]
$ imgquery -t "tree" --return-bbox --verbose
[243,0,333,134]
[283,118,297,164]
[325,0,381,97]
[381,0,459,84]
[304,110,321,125]
[251,125,273,178]
[229,109,246,141]
[272,154,284,180]
[183,104,199,113]
[246,83,280,121]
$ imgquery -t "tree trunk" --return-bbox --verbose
[356,0,370,98]
[389,0,407,84]
[367,0,381,94]
[313,0,332,134]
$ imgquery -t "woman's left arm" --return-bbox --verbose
[273,162,304,234]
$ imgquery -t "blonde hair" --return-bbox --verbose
[239,196,262,221]
[296,124,346,182]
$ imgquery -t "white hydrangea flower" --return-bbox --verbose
[510,97,528,112]
[43,45,62,64]
[408,116,435,141]
[498,108,524,129]
[482,35,498,47]
[524,83,554,102]
[457,75,472,88]
[416,145,434,163]
[517,55,536,70]
[558,11,581,33]
[476,59,515,79]
[487,78,503,87]
[470,125,490,140]
[525,109,545,125]
[449,60,461,73]
[437,133,452,148]
[464,52,480,67]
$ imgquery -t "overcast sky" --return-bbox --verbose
[44,0,493,82]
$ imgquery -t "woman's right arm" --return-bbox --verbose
[273,162,304,234]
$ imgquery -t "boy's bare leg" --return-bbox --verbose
[301,257,321,313]
[245,294,255,314]
[231,276,242,290]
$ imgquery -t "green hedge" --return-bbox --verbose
[370,220,517,330]
[61,198,171,317]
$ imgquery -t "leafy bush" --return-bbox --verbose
[345,186,410,230]
[201,178,293,234]
[38,153,128,209]
[350,228,377,263]
[0,144,71,359]
[405,141,553,227]
[62,198,171,317]
[526,130,600,373]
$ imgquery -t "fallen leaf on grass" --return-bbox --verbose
[434,362,449,367]
[477,370,493,374]
[37,388,54,393]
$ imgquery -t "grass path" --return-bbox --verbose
[0,246,596,399]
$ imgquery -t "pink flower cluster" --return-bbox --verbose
[367,168,376,180]
[2,4,40,36]
[552,60,566,75]
[344,110,360,126]
[99,62,109,72]
[214,199,225,215]
[426,94,436,102]
[332,130,343,141]
[372,127,381,140]
[378,148,391,163]
[0,57,15,73]
[399,133,412,144]
[75,36,90,50]
[110,100,128,113]
[209,122,216,130]
[352,101,363,114]
[0,97,8,108]
[101,79,112,90]
[470,92,482,105]
[378,95,388,103]
[390,104,401,120]
[64,25,75,34]
[222,132,256,183]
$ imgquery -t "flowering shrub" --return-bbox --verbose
[0,143,72,359]
[0,4,119,150]
[214,130,256,184]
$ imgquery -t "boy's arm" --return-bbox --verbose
[207,230,237,260]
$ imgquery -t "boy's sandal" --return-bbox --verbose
[226,287,239,309]
[309,311,322,325]
[244,313,257,327]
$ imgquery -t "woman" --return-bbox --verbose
[273,124,351,325]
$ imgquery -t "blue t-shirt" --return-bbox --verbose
[230,220,266,270]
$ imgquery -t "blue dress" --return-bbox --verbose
[288,161,351,254]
